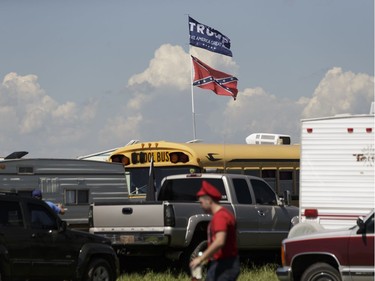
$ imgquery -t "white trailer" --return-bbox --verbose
[0,158,128,230]
[299,113,374,229]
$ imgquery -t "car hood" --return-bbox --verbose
[286,226,355,243]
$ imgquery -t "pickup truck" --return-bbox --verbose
[276,210,374,281]
[0,192,119,281]
[89,173,299,264]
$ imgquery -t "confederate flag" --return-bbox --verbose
[191,56,238,100]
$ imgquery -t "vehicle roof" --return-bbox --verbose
[162,173,265,181]
[301,113,374,122]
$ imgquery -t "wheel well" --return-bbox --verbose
[87,254,117,275]
[291,254,339,281]
[189,221,209,247]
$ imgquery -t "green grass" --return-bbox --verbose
[117,264,279,281]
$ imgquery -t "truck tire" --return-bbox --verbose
[301,262,340,281]
[179,240,208,272]
[85,258,115,281]
[180,240,208,274]
[190,240,208,261]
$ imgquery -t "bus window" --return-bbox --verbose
[279,170,293,195]
[244,169,260,177]
[261,169,276,192]
[225,168,243,175]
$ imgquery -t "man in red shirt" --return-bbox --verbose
[190,180,240,281]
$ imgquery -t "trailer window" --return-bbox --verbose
[65,190,89,205]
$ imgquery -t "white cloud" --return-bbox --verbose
[0,72,98,157]
[127,93,152,111]
[128,44,190,91]
[302,67,374,118]
[99,114,143,146]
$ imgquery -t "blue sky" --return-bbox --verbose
[0,0,373,157]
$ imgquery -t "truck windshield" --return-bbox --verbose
[125,166,201,196]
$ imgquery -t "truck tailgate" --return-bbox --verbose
[92,202,165,228]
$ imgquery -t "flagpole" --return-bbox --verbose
[189,46,197,141]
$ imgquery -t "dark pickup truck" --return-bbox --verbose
[0,192,119,281]
[89,173,299,263]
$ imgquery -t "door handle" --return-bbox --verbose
[257,210,266,216]
[122,208,133,215]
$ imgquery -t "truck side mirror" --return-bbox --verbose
[357,217,365,234]
[59,220,67,233]
[283,190,291,206]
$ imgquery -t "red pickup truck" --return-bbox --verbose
[276,210,374,281]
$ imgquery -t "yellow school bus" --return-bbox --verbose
[109,141,300,202]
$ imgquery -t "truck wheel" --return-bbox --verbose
[301,262,340,281]
[190,240,208,261]
[180,240,208,273]
[85,258,114,281]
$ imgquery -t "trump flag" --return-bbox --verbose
[188,16,232,57]
[191,56,238,100]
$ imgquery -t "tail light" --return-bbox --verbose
[305,208,318,218]
[111,154,130,166]
[164,204,175,227]
[169,152,189,164]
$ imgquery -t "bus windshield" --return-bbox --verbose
[125,166,201,196]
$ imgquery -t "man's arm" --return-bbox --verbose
[190,231,226,269]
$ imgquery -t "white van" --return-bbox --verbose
[245,133,291,145]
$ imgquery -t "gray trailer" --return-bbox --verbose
[0,158,127,230]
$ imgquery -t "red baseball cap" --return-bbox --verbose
[196,180,222,201]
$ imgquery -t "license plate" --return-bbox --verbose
[120,235,135,244]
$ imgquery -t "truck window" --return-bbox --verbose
[251,179,277,205]
[159,178,227,202]
[0,201,23,227]
[232,178,252,204]
[28,203,58,230]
